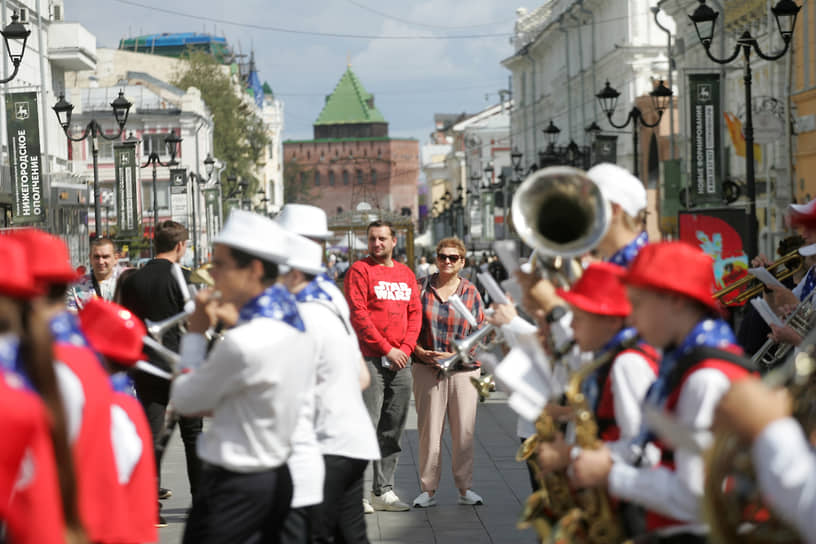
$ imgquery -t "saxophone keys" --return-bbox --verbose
[516,435,539,462]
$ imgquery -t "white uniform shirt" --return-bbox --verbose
[297,298,380,461]
[753,417,816,543]
[608,368,731,533]
[172,317,316,472]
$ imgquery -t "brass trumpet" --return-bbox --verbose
[713,250,803,305]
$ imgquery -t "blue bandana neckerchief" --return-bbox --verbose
[50,311,89,348]
[634,318,735,448]
[110,372,135,395]
[296,278,333,304]
[581,327,638,412]
[0,335,33,390]
[608,231,648,268]
[238,284,305,332]
[801,266,816,301]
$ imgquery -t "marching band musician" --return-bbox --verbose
[277,226,380,544]
[534,263,658,468]
[714,378,816,543]
[78,298,159,544]
[0,237,74,543]
[170,211,317,543]
[569,242,755,544]
[755,199,816,350]
[10,228,129,543]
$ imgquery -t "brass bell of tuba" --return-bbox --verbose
[511,166,611,260]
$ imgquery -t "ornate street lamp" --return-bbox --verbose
[688,0,800,258]
[53,91,132,238]
[543,121,561,149]
[596,80,673,178]
[139,132,181,256]
[0,12,29,84]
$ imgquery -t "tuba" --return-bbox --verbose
[752,289,816,370]
[512,165,611,262]
[704,337,816,544]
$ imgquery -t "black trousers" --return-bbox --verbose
[312,455,370,544]
[137,385,202,496]
[280,505,319,544]
[183,463,293,544]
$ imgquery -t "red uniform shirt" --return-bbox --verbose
[1,374,65,544]
[344,257,422,358]
[54,343,125,543]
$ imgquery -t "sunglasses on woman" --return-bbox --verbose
[437,253,461,263]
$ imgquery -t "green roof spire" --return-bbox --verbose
[314,66,386,126]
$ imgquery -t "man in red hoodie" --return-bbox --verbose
[345,220,422,513]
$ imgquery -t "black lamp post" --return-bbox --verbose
[539,122,594,168]
[188,153,217,265]
[596,80,673,178]
[0,12,30,84]
[53,91,132,238]
[689,0,799,259]
[138,132,181,256]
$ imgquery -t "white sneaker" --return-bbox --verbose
[458,489,484,505]
[412,491,437,508]
[370,490,410,512]
[362,498,374,514]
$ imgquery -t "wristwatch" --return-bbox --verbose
[545,305,567,324]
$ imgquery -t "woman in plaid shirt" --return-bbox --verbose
[411,237,486,508]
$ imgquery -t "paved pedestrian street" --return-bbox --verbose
[158,391,537,543]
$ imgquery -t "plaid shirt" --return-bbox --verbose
[417,273,485,358]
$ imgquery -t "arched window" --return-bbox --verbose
[370,169,377,185]
[342,171,349,185]
[329,171,336,186]
[314,171,321,186]
[356,170,364,185]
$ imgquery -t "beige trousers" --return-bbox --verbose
[412,363,480,493]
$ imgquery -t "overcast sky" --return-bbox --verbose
[65,0,516,142]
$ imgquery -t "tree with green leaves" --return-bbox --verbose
[283,157,321,205]
[171,50,269,201]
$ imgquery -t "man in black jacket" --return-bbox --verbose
[120,220,201,524]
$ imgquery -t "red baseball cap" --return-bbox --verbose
[0,237,42,299]
[623,241,721,313]
[8,228,80,285]
[556,262,631,317]
[78,298,147,366]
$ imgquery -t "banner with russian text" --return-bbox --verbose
[169,168,188,227]
[114,141,139,235]
[6,92,44,224]
[688,73,722,206]
[203,188,220,240]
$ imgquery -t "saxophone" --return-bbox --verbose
[704,341,816,544]
[516,336,636,543]
[551,336,637,544]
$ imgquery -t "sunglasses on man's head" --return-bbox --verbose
[437,253,461,263]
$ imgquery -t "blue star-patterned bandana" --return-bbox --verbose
[110,372,135,395]
[608,231,649,267]
[50,311,89,347]
[634,318,735,447]
[295,278,333,304]
[800,266,816,301]
[238,284,305,332]
[581,327,638,412]
[0,335,33,390]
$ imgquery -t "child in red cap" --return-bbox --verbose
[568,241,754,543]
[79,298,158,544]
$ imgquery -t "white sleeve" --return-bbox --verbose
[179,332,208,371]
[110,404,143,485]
[608,368,731,522]
[500,316,538,347]
[609,352,656,440]
[171,333,245,415]
[54,362,85,444]
[753,417,816,543]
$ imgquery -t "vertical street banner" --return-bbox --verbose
[688,73,722,205]
[114,142,139,235]
[593,135,617,165]
[203,188,220,240]
[169,168,188,227]
[481,191,495,241]
[6,92,44,224]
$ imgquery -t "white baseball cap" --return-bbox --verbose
[276,204,332,240]
[587,163,647,218]
[213,210,288,265]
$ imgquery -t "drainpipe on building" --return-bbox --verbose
[522,49,537,162]
[569,8,587,144]
[559,15,573,140]
[36,0,50,197]
[577,0,597,121]
[785,22,794,205]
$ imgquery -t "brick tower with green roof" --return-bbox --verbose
[283,66,419,224]
[314,67,388,139]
